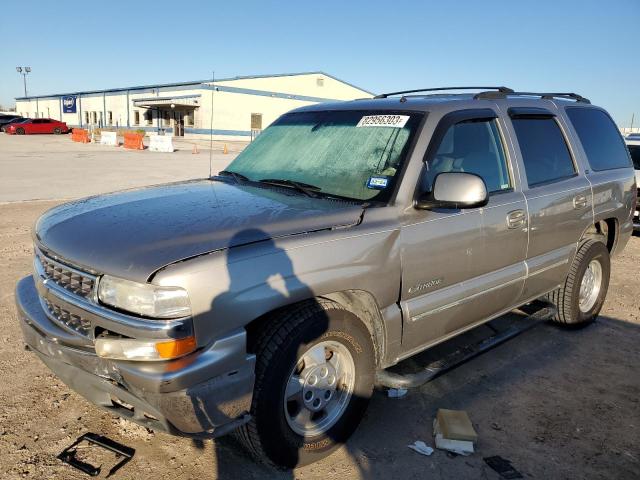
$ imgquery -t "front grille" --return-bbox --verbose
[36,251,95,298]
[42,298,92,337]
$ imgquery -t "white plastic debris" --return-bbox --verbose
[387,388,408,398]
[408,440,434,456]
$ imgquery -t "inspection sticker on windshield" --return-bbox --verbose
[356,115,410,128]
[367,176,390,189]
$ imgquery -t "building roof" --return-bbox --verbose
[15,71,374,101]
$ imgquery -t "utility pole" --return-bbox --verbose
[16,66,31,97]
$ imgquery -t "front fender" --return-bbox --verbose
[153,226,401,347]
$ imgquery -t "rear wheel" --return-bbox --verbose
[547,240,610,326]
[16,127,25,135]
[237,300,375,468]
[53,127,62,134]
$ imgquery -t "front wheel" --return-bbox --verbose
[547,240,610,326]
[237,300,375,468]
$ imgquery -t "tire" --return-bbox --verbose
[53,127,62,134]
[16,127,25,135]
[547,240,610,327]
[237,299,375,468]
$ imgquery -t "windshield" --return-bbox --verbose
[629,145,640,170]
[224,110,423,202]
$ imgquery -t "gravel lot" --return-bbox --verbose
[0,135,639,479]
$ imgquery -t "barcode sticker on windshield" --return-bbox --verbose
[356,115,410,128]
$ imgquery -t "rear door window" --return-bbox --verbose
[566,108,631,171]
[511,117,576,187]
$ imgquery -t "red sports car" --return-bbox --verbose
[5,118,69,135]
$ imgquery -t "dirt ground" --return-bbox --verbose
[1,200,639,479]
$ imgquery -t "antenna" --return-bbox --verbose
[209,71,214,178]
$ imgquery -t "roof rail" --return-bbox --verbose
[475,90,590,104]
[373,86,514,99]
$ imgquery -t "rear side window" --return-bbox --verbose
[566,108,631,171]
[511,118,576,186]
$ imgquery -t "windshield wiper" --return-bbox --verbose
[216,170,249,182]
[258,178,322,198]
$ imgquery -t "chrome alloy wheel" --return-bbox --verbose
[284,340,356,437]
[579,259,603,313]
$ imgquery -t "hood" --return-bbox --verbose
[35,180,364,282]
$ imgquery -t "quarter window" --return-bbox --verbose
[426,118,511,193]
[512,117,575,186]
[566,108,631,171]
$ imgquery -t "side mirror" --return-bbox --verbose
[415,172,488,210]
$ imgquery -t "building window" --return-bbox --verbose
[163,111,170,127]
[134,111,140,125]
[144,110,153,125]
[317,77,324,87]
[84,112,89,124]
[91,111,97,124]
[107,111,113,125]
[186,111,195,126]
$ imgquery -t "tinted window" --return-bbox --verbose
[512,118,575,186]
[629,145,640,170]
[566,108,631,171]
[425,119,511,193]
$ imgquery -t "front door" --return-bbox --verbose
[400,109,527,355]
[173,111,185,136]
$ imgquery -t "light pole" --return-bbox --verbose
[16,66,31,97]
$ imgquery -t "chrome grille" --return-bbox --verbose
[36,251,95,298]
[42,298,92,337]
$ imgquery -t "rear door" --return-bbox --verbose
[506,107,593,300]
[400,108,527,354]
[30,119,45,133]
[40,119,53,133]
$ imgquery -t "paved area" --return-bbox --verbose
[0,136,638,479]
[0,134,239,202]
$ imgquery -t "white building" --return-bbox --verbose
[14,72,373,141]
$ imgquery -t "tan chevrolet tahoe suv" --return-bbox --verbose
[16,87,636,468]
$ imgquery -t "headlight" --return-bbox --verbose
[97,275,191,318]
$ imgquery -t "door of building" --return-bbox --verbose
[251,113,262,141]
[173,111,185,136]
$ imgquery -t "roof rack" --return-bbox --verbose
[475,90,590,104]
[373,86,514,99]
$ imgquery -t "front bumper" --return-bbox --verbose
[16,275,256,438]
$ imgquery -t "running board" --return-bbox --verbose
[375,301,558,390]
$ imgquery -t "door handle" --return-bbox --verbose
[506,209,526,229]
[573,194,588,209]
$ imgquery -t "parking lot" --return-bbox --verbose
[0,134,639,479]
[0,134,239,203]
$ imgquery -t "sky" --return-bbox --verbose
[1,0,638,126]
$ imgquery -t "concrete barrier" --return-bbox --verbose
[149,135,174,152]
[99,131,118,146]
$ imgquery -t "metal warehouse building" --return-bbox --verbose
[14,72,372,141]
